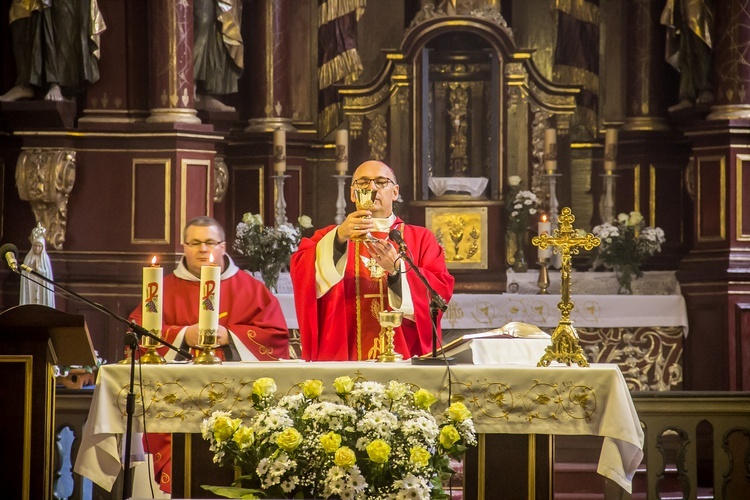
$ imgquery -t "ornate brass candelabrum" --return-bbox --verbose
[377,310,404,362]
[532,207,600,367]
[193,328,222,365]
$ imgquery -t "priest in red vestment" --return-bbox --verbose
[291,160,454,361]
[129,216,289,493]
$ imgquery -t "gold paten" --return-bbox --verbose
[532,207,600,367]
[193,328,222,365]
[377,311,404,363]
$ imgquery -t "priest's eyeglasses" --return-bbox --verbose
[352,177,396,189]
[185,240,224,248]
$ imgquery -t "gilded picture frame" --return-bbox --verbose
[426,206,488,269]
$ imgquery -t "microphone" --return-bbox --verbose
[389,229,407,252]
[0,243,19,272]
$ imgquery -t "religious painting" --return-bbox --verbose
[426,207,487,269]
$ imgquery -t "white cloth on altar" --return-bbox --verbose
[73,362,644,494]
[428,176,489,197]
[271,286,688,333]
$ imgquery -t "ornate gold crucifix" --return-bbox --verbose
[532,207,600,367]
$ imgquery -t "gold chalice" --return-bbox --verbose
[377,310,403,362]
[353,188,378,242]
[193,328,222,364]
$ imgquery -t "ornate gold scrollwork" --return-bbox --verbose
[213,156,229,203]
[15,149,77,250]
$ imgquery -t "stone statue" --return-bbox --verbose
[20,223,56,307]
[0,0,106,102]
[193,0,244,112]
[661,0,714,112]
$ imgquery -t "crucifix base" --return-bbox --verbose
[537,320,589,367]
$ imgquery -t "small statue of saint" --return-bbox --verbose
[20,223,55,308]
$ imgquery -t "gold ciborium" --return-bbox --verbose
[193,328,222,364]
[377,310,404,362]
[353,188,378,242]
[139,332,166,364]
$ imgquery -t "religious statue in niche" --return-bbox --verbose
[20,223,55,308]
[448,83,469,176]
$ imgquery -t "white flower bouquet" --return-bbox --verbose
[591,211,665,293]
[234,213,313,292]
[200,376,476,499]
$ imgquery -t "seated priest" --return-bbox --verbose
[129,215,289,494]
[290,160,454,361]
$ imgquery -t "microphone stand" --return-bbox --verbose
[393,249,455,365]
[17,264,192,499]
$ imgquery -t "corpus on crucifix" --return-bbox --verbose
[532,207,600,367]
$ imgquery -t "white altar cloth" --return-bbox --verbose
[74,362,644,494]
[276,293,688,332]
[261,272,689,333]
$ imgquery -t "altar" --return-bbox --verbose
[74,362,644,498]
[270,270,689,391]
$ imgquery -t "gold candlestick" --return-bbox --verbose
[139,331,167,364]
[537,259,550,295]
[532,207,600,367]
[377,311,404,362]
[193,328,222,365]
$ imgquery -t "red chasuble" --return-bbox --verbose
[291,218,454,361]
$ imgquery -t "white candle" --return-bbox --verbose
[273,128,286,174]
[538,215,551,260]
[544,128,557,173]
[199,262,221,332]
[604,128,618,173]
[142,257,163,334]
[335,128,348,174]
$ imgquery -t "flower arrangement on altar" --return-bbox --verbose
[234,212,313,292]
[200,376,477,500]
[505,176,541,271]
[505,176,540,234]
[590,211,665,294]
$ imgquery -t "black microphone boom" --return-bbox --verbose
[389,229,407,252]
[0,243,19,272]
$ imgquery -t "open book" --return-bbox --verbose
[425,322,550,364]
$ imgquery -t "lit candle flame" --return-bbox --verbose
[209,253,214,265]
[151,255,158,266]
[541,214,548,223]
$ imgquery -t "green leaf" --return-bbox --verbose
[201,484,264,499]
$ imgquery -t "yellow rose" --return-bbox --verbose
[409,446,431,468]
[302,379,323,399]
[253,377,277,398]
[213,415,239,443]
[628,211,643,226]
[276,428,303,451]
[320,431,342,453]
[413,388,437,410]
[386,381,408,401]
[447,402,472,422]
[233,426,255,449]
[439,425,461,449]
[298,215,313,229]
[366,439,391,464]
[334,446,357,468]
[333,376,354,394]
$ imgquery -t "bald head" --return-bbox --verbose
[350,160,400,218]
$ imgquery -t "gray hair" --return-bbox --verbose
[183,216,226,241]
